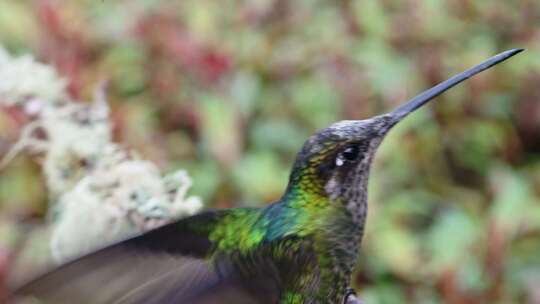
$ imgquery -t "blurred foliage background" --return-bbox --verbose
[0,0,540,303]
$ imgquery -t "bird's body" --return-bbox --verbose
[12,49,523,304]
[199,117,386,303]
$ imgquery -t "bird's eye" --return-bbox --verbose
[336,145,360,166]
[342,146,360,161]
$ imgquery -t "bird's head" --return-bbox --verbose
[286,115,393,203]
[283,49,523,217]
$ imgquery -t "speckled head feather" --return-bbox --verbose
[285,114,394,217]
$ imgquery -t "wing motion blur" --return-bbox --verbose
[12,211,275,304]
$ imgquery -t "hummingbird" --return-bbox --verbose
[12,49,523,304]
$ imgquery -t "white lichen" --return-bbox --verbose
[0,47,66,106]
[0,46,203,264]
[50,150,202,261]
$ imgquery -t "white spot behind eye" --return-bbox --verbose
[336,157,344,167]
[325,177,340,199]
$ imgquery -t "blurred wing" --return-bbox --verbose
[12,211,274,304]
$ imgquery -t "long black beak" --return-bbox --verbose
[389,48,524,125]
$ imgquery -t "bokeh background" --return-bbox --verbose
[1,0,540,303]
